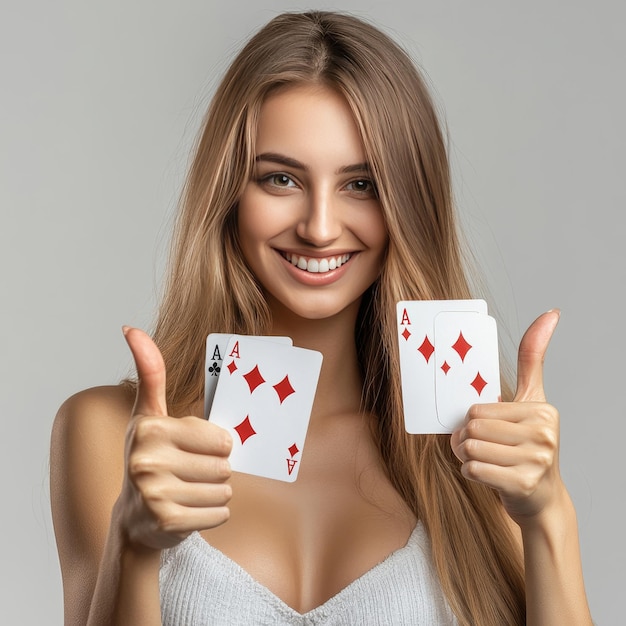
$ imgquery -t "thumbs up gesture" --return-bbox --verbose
[117,327,233,550]
[450,310,564,525]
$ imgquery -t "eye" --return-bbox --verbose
[264,173,297,188]
[345,178,377,196]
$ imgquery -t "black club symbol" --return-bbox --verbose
[208,361,221,376]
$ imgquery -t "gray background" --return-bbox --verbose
[1,0,623,623]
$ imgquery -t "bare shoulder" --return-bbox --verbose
[51,383,135,505]
[50,385,135,580]
[51,385,134,480]
[54,383,135,427]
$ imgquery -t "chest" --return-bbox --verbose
[200,418,415,613]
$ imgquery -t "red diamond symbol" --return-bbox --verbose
[417,335,435,363]
[288,443,299,458]
[227,360,237,374]
[273,375,295,404]
[471,371,488,396]
[401,328,411,341]
[441,361,451,375]
[452,332,472,362]
[234,415,256,444]
[243,365,265,393]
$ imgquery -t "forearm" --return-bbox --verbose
[87,508,162,626]
[521,485,592,626]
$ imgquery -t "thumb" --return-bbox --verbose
[514,309,560,402]
[123,326,168,416]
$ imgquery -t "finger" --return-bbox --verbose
[514,309,560,403]
[168,418,233,457]
[451,419,523,463]
[464,401,557,424]
[457,418,528,446]
[151,504,231,533]
[459,461,525,493]
[169,483,233,508]
[454,438,527,466]
[123,326,168,417]
[167,450,232,483]
[133,416,233,457]
[142,477,233,508]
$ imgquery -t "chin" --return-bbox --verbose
[267,292,363,324]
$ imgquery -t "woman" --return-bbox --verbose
[50,11,592,625]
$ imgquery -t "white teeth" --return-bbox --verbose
[307,259,319,273]
[284,253,351,273]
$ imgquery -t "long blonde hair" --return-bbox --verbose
[153,11,525,624]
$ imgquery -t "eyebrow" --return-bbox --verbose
[255,152,371,176]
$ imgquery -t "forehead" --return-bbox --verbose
[254,84,366,164]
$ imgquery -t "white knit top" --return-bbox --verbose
[159,522,458,625]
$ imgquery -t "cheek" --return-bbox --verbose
[236,204,257,268]
[237,191,266,252]
[363,207,389,253]
[237,188,290,247]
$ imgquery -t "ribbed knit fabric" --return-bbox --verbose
[160,523,458,625]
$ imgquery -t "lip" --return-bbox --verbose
[275,249,355,286]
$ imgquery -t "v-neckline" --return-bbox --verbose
[185,522,424,618]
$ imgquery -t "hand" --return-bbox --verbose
[450,310,563,525]
[117,327,233,550]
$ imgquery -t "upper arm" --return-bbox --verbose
[50,385,134,624]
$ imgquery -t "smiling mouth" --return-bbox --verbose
[280,251,352,273]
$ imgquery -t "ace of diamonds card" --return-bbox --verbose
[208,335,322,482]
[397,300,501,433]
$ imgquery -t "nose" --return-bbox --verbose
[295,187,342,247]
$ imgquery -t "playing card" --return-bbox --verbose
[208,335,322,482]
[396,299,488,433]
[204,333,292,418]
[434,311,501,430]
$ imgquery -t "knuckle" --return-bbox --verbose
[518,473,537,496]
[128,453,158,478]
[463,438,481,459]
[134,415,169,442]
[466,404,482,420]
[536,404,559,426]
[141,482,167,505]
[532,448,553,469]
[157,509,184,534]
[462,460,481,481]
[535,424,558,450]
[465,419,482,438]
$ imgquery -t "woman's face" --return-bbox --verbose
[237,84,388,321]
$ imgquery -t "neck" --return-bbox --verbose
[268,297,364,419]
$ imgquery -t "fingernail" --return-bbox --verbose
[546,308,561,317]
[122,325,131,336]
